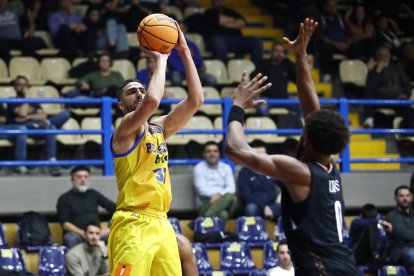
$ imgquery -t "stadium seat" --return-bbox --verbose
[183,6,206,18]
[0,248,26,273]
[186,33,211,58]
[339,60,368,87]
[192,242,213,272]
[9,57,44,85]
[263,241,279,270]
[168,217,183,234]
[137,57,147,72]
[194,217,225,248]
[57,118,84,146]
[220,242,256,274]
[213,117,224,143]
[248,270,267,276]
[72,57,89,67]
[38,246,66,276]
[199,87,222,115]
[81,117,103,144]
[245,117,286,144]
[275,216,285,241]
[236,216,269,247]
[33,31,59,56]
[201,271,233,276]
[166,5,184,21]
[112,59,136,79]
[27,86,64,115]
[127,32,140,48]
[182,116,216,144]
[204,60,232,85]
[0,58,11,83]
[227,59,255,83]
[0,223,8,249]
[0,86,16,98]
[41,58,76,85]
[378,266,407,276]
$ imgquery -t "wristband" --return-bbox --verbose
[227,105,245,125]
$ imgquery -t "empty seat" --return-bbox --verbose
[0,58,11,83]
[41,58,76,85]
[0,248,26,273]
[236,216,269,247]
[0,222,8,249]
[166,5,183,21]
[204,60,232,85]
[245,117,286,144]
[112,59,136,79]
[182,116,216,144]
[9,57,44,85]
[199,87,222,116]
[192,242,212,272]
[186,33,210,58]
[220,242,256,274]
[38,246,67,276]
[213,117,224,143]
[378,266,407,276]
[201,271,233,276]
[339,60,367,87]
[263,241,279,270]
[194,216,225,248]
[81,117,103,144]
[27,86,64,115]
[72,57,89,67]
[57,118,84,146]
[0,86,16,98]
[127,32,139,48]
[227,59,255,83]
[168,217,183,235]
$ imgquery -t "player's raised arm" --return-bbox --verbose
[283,18,319,118]
[153,22,204,139]
[224,72,310,186]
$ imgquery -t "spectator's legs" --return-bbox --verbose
[170,70,184,86]
[256,103,270,117]
[207,35,228,62]
[45,125,56,160]
[228,36,263,65]
[54,25,78,54]
[63,232,84,249]
[316,41,335,81]
[200,193,236,223]
[48,110,71,129]
[244,203,261,217]
[106,19,118,52]
[95,32,108,51]
[401,246,414,274]
[12,125,27,161]
[115,23,129,53]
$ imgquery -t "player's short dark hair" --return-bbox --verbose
[361,203,378,219]
[276,240,289,253]
[70,165,91,175]
[117,78,141,101]
[304,109,349,155]
[394,185,411,197]
[85,221,101,231]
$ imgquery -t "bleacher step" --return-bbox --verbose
[350,154,401,170]
[350,140,386,155]
[242,28,284,39]
[245,15,274,27]
[288,82,332,98]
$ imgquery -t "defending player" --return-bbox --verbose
[225,19,359,275]
[108,23,204,275]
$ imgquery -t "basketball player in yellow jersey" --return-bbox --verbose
[108,23,204,276]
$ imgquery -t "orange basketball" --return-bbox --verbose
[137,14,179,54]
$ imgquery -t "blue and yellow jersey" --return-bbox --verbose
[111,123,171,212]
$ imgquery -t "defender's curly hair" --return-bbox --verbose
[304,109,350,155]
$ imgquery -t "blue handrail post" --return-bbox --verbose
[223,97,235,171]
[339,97,350,173]
[102,97,114,176]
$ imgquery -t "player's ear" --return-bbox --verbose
[117,102,124,112]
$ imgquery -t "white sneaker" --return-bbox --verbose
[322,74,332,83]
[363,117,374,128]
[15,166,28,175]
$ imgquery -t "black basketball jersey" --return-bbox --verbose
[281,162,359,276]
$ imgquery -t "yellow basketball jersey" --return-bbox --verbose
[111,123,171,212]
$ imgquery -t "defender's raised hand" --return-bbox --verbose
[232,72,272,109]
[283,18,318,56]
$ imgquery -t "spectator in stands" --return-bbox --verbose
[8,75,70,176]
[84,6,129,57]
[316,0,360,82]
[124,0,152,32]
[57,166,116,249]
[251,42,296,116]
[168,20,217,87]
[193,141,236,223]
[347,5,376,60]
[0,0,45,62]
[363,46,413,128]
[23,0,59,31]
[67,52,124,99]
[385,185,414,274]
[267,240,294,276]
[200,0,263,64]
[0,105,28,174]
[48,0,88,59]
[374,15,404,57]
[139,0,167,14]
[238,142,281,221]
[65,222,109,276]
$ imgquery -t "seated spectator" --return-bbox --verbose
[200,0,263,64]
[0,104,28,174]
[316,0,361,82]
[385,185,414,274]
[374,15,404,57]
[251,42,296,116]
[66,52,124,99]
[57,166,116,248]
[238,142,281,221]
[193,141,237,223]
[8,76,70,176]
[0,0,45,62]
[65,222,109,276]
[347,5,376,60]
[48,0,88,59]
[267,240,294,276]
[84,6,129,57]
[139,0,167,14]
[363,46,413,128]
[168,20,217,87]
[23,0,59,31]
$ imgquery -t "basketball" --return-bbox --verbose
[137,14,179,54]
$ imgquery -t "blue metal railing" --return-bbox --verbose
[1,97,414,175]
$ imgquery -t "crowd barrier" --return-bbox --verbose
[1,97,414,175]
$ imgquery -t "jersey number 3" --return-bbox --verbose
[153,168,166,184]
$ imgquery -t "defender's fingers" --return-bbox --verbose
[247,73,262,87]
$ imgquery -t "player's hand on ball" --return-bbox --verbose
[140,45,170,60]
[283,18,318,56]
[174,21,189,54]
[232,71,272,109]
